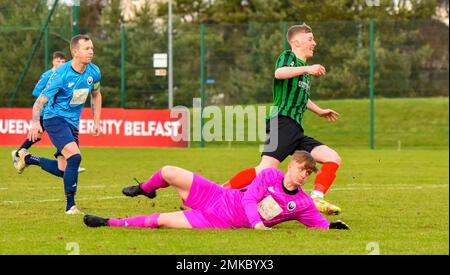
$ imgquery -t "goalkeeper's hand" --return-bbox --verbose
[254,222,271,230]
[329,220,351,230]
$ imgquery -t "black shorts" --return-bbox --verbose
[261,115,323,162]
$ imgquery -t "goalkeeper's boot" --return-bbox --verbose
[313,198,341,215]
[13,149,30,174]
[122,178,156,199]
[84,214,109,227]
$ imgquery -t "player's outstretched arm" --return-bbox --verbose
[241,171,271,229]
[28,95,48,142]
[306,99,340,122]
[254,222,271,230]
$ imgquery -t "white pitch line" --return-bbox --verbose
[37,198,61,203]
[36,196,129,203]
[327,184,448,191]
[2,200,25,204]
[1,193,178,205]
[26,185,107,191]
[0,185,107,191]
[1,184,448,205]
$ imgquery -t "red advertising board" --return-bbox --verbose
[0,108,189,148]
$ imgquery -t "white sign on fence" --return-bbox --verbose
[153,53,167,68]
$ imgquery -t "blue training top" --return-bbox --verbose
[42,60,101,128]
[32,68,56,98]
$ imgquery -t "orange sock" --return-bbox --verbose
[224,168,257,189]
[313,162,339,194]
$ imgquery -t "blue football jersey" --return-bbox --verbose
[32,68,55,97]
[42,60,101,128]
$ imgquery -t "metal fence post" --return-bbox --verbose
[282,21,288,50]
[44,26,49,71]
[120,24,126,108]
[200,23,206,148]
[72,1,79,36]
[369,19,375,150]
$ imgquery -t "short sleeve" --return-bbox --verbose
[274,50,296,70]
[92,66,101,93]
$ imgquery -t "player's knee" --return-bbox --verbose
[331,153,342,166]
[58,164,66,172]
[156,214,167,227]
[156,213,176,228]
[62,142,81,158]
[318,147,341,165]
[257,156,279,171]
[324,154,341,166]
[161,165,177,183]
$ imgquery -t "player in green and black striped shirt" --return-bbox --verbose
[225,24,342,216]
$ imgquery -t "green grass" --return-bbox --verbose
[1,97,448,254]
[305,97,449,149]
[0,146,448,255]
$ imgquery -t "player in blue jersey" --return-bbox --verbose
[10,51,89,174]
[12,51,86,174]
[11,51,65,171]
[18,34,102,214]
[33,52,67,98]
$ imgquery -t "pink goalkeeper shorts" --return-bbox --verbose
[182,174,231,229]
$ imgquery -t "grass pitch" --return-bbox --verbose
[0,146,448,255]
[1,97,448,255]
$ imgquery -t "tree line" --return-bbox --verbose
[0,0,448,108]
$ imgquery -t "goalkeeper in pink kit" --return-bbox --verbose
[84,151,349,230]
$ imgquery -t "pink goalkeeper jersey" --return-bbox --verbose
[220,168,330,229]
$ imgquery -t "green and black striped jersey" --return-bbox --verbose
[270,50,311,128]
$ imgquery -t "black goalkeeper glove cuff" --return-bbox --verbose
[329,220,351,230]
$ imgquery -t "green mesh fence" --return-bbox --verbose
[0,0,72,107]
[0,5,448,109]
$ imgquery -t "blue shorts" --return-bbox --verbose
[43,117,79,158]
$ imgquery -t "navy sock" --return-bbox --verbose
[24,154,40,166]
[16,139,40,157]
[64,154,82,211]
[66,192,75,211]
[40,158,64,178]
